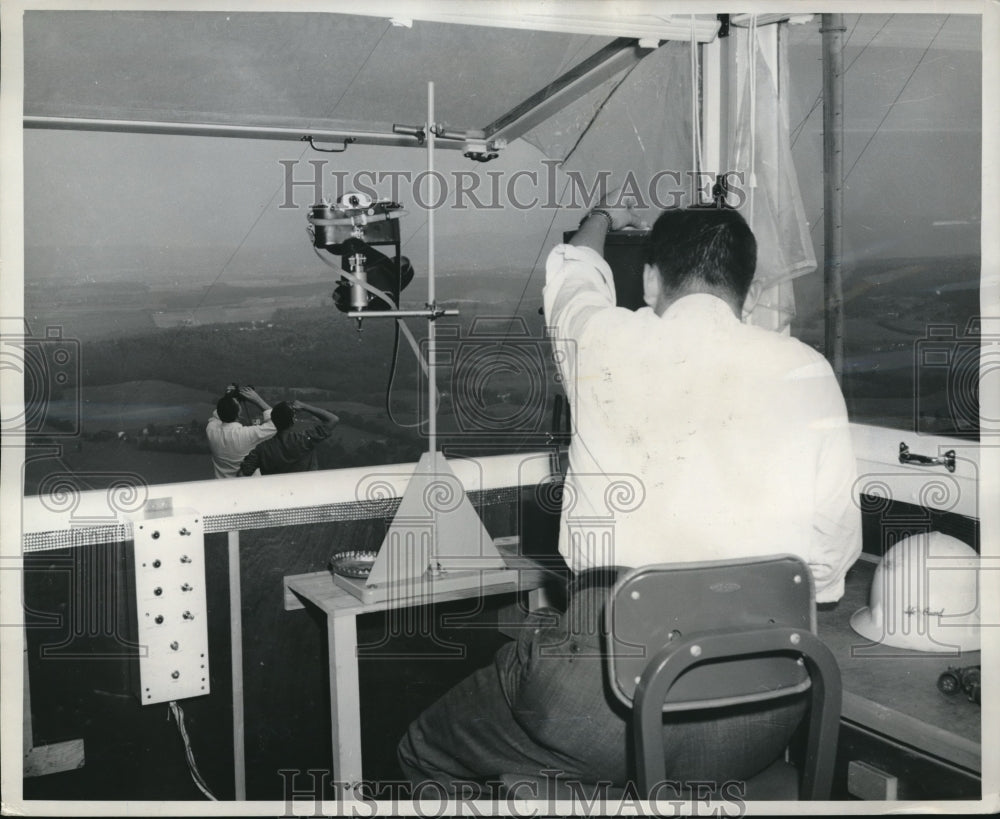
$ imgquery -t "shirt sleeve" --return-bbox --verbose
[239,447,260,477]
[808,369,863,603]
[543,243,618,387]
[543,244,617,336]
[236,419,277,448]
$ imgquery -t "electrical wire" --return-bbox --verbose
[502,176,573,453]
[311,246,430,378]
[144,21,395,389]
[561,61,643,167]
[168,701,218,800]
[806,15,949,232]
[842,15,949,183]
[790,15,885,148]
[504,45,645,344]
[383,316,421,429]
[312,246,433,428]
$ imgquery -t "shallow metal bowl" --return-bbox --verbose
[329,550,378,579]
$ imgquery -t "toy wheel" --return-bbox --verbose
[937,671,961,695]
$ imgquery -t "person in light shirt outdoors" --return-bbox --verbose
[205,385,276,479]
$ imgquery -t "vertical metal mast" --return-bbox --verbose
[822,14,846,383]
[427,81,437,456]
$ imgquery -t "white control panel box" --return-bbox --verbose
[132,511,210,704]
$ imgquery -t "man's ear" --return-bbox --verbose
[642,263,660,308]
[742,279,764,320]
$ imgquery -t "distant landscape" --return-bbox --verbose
[20,255,981,495]
[21,269,559,494]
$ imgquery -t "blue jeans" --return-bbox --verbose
[398,577,807,793]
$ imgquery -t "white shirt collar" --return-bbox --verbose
[661,292,740,322]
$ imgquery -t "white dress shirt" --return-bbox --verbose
[206,410,277,479]
[543,243,861,603]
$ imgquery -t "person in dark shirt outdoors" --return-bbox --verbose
[238,400,339,476]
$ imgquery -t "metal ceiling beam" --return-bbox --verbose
[335,4,720,41]
[22,116,473,150]
[483,37,659,145]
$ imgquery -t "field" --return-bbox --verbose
[19,255,982,495]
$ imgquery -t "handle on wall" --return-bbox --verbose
[898,442,956,473]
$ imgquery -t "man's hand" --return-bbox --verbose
[239,386,270,410]
[571,195,649,255]
[594,196,650,231]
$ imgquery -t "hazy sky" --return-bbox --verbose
[19,10,984,294]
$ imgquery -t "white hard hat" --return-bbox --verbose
[850,532,980,653]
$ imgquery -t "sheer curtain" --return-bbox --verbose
[730,20,817,332]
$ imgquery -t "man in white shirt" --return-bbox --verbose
[547,207,860,603]
[398,203,862,795]
[205,385,277,479]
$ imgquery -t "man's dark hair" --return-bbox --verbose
[217,395,240,423]
[644,207,757,303]
[272,401,295,431]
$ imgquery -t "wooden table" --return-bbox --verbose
[816,559,981,796]
[283,540,553,785]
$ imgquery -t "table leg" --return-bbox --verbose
[327,613,363,786]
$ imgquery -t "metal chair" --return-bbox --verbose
[605,554,842,800]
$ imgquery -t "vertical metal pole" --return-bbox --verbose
[426,81,442,573]
[822,14,846,382]
[228,531,246,799]
[427,81,437,456]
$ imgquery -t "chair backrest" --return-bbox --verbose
[605,554,815,711]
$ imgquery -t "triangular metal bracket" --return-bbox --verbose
[364,451,505,589]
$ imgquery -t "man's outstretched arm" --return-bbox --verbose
[292,400,339,427]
